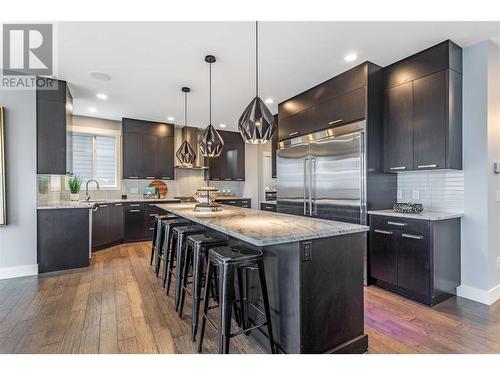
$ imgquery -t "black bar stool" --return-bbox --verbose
[198,245,275,354]
[160,218,191,284]
[150,214,175,266]
[167,224,207,309]
[153,216,179,276]
[177,232,229,339]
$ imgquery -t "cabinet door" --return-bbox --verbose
[413,71,447,170]
[157,136,174,180]
[123,132,142,179]
[109,203,124,243]
[312,87,365,131]
[384,82,413,172]
[66,86,73,175]
[368,227,398,285]
[37,99,67,175]
[124,205,145,242]
[92,204,110,248]
[397,231,431,296]
[278,106,313,141]
[142,134,158,179]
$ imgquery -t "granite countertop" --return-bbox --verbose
[156,202,368,247]
[213,197,251,201]
[37,198,181,210]
[368,209,464,221]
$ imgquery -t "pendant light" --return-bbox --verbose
[198,55,224,158]
[238,21,275,144]
[175,87,197,166]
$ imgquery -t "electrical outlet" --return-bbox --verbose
[496,190,500,202]
[497,257,500,270]
[412,190,420,200]
[130,187,139,194]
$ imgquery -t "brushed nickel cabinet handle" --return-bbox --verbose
[149,227,154,231]
[114,203,122,206]
[388,221,407,227]
[146,176,155,179]
[289,131,300,137]
[236,178,243,181]
[129,209,141,213]
[402,233,424,240]
[390,166,407,171]
[328,119,343,125]
[162,177,171,180]
[128,176,138,179]
[418,164,438,169]
[99,205,108,208]
[129,204,140,207]
[374,229,393,235]
[224,178,232,181]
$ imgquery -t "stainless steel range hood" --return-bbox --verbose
[175,126,208,170]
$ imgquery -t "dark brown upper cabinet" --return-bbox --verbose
[383,40,463,172]
[208,130,245,181]
[36,77,73,175]
[122,118,175,180]
[278,62,370,141]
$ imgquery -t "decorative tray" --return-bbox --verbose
[393,202,423,214]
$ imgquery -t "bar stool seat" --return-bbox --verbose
[177,232,229,340]
[168,225,207,309]
[198,245,276,354]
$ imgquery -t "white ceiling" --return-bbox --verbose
[57,21,500,130]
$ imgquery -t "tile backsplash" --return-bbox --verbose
[397,170,464,213]
[37,168,245,205]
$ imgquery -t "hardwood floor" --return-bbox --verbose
[0,241,499,354]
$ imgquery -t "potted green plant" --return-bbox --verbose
[67,175,82,201]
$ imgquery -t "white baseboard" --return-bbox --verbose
[0,264,38,280]
[457,283,500,305]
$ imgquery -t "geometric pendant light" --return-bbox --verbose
[238,21,276,144]
[198,55,224,158]
[175,87,197,166]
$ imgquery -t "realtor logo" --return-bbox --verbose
[2,24,53,75]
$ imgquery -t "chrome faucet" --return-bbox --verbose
[85,179,100,202]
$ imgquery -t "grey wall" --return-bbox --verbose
[458,40,500,304]
[0,86,38,278]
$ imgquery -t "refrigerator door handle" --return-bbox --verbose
[359,132,367,225]
[303,158,309,215]
[311,158,316,216]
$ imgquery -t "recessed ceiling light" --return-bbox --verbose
[167,116,175,121]
[89,71,112,81]
[344,53,358,62]
[265,98,274,104]
[88,107,97,113]
[96,93,108,100]
[219,123,227,128]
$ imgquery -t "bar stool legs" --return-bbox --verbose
[198,246,276,354]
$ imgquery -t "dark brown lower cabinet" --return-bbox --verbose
[368,214,461,306]
[38,208,90,273]
[214,198,251,208]
[124,204,146,242]
[260,202,277,212]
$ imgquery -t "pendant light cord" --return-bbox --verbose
[184,91,187,126]
[209,61,212,125]
[255,21,258,97]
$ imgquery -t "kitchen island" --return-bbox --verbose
[156,202,369,354]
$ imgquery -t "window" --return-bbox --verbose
[72,132,119,188]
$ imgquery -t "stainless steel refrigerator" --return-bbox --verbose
[277,120,367,225]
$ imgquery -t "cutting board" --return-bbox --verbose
[149,180,168,198]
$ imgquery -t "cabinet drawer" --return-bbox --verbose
[260,203,277,212]
[370,215,429,236]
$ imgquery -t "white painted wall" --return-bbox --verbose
[458,41,500,304]
[0,86,38,279]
